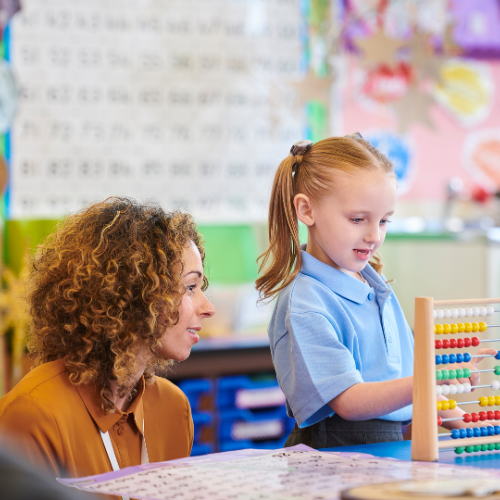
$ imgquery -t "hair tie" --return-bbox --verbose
[289,140,313,157]
[345,132,363,140]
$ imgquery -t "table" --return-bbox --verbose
[324,440,500,470]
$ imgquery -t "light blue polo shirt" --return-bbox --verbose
[268,250,414,428]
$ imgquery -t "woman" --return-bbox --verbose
[0,197,214,479]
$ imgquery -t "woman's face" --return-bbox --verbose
[157,240,215,361]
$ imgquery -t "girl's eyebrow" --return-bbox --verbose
[183,270,203,279]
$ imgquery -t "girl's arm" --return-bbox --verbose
[328,377,413,421]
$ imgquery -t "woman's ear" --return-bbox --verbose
[294,194,314,227]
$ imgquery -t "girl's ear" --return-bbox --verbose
[294,194,314,227]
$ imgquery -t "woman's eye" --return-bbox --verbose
[186,284,197,293]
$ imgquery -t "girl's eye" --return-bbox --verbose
[351,218,363,224]
[380,219,392,226]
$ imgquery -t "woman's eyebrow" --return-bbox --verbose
[183,270,203,279]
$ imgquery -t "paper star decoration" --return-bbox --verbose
[390,84,435,133]
[288,73,335,107]
[354,29,406,68]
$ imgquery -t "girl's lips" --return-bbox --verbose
[353,249,371,261]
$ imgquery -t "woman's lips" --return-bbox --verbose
[353,249,371,261]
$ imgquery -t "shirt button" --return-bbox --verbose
[117,427,123,436]
[368,292,374,300]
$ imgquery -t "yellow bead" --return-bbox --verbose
[449,399,457,410]
[457,323,465,333]
[496,396,500,405]
[435,324,443,334]
[464,323,472,333]
[489,396,496,406]
[443,324,451,334]
[472,322,479,333]
[479,322,488,332]
[441,401,450,411]
[450,323,458,334]
[479,396,488,407]
[437,401,442,411]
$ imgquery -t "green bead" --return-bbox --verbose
[495,366,500,376]
[489,444,496,451]
[466,445,474,453]
[456,368,464,378]
[474,445,482,452]
[448,369,457,380]
[481,444,489,451]
[455,447,465,454]
[496,443,500,450]
[436,370,442,381]
[464,368,471,378]
[441,370,449,380]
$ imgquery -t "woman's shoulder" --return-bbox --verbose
[146,376,188,403]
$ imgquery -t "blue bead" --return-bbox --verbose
[436,355,442,365]
[442,354,449,364]
[488,426,495,436]
[467,428,474,437]
[481,427,489,436]
[496,352,500,360]
[464,353,471,362]
[460,429,467,438]
[456,353,464,363]
[451,429,460,439]
[449,354,457,363]
[495,426,500,435]
[474,428,481,437]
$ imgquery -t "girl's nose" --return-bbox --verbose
[364,225,381,244]
[198,292,215,319]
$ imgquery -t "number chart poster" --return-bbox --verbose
[8,0,318,222]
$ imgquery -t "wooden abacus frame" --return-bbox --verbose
[411,297,500,462]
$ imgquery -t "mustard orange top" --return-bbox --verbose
[0,359,193,480]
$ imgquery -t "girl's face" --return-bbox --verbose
[297,168,397,279]
[157,241,215,361]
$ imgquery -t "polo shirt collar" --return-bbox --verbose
[75,377,146,434]
[299,250,389,304]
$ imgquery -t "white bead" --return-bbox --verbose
[473,307,480,317]
[451,308,459,319]
[492,380,500,391]
[458,308,466,318]
[442,384,450,396]
[465,307,473,317]
[480,307,487,317]
[433,310,437,319]
[449,384,458,395]
[437,309,444,319]
[444,309,452,318]
[456,383,464,394]
[436,385,443,396]
[463,382,472,393]
[487,306,495,316]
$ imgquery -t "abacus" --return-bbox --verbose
[411,297,500,462]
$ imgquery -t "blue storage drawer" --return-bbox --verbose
[217,375,286,409]
[219,436,289,452]
[177,378,213,412]
[218,407,294,445]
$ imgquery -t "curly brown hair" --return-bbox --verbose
[27,197,207,413]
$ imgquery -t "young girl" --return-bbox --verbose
[256,134,496,449]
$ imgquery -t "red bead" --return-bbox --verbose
[464,337,472,347]
[479,411,488,421]
[495,411,500,420]
[457,338,465,348]
[488,411,495,420]
[437,417,442,426]
[435,340,443,349]
[464,413,472,423]
[472,412,480,422]
[472,337,480,347]
[450,339,457,348]
[443,339,450,349]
